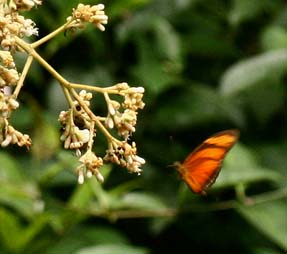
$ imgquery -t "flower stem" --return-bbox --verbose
[70,88,120,144]
[87,121,95,150]
[31,19,75,48]
[70,83,120,94]
[13,55,33,98]
[15,36,69,86]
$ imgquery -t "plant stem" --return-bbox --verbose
[15,36,69,86]
[31,19,75,48]
[73,187,287,219]
[70,83,120,94]
[70,88,120,144]
[13,55,33,98]
[87,121,95,150]
[14,36,122,145]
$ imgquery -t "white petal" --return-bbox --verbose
[78,172,84,184]
[96,172,104,183]
[86,170,93,178]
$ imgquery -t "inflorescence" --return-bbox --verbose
[0,1,145,184]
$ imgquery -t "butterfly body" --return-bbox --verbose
[174,130,239,194]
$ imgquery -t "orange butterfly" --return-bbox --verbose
[173,130,239,194]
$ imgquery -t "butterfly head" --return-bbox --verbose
[168,161,181,169]
[168,161,187,177]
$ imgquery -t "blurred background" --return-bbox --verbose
[0,0,286,253]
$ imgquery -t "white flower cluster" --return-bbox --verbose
[0,0,40,50]
[77,150,104,184]
[104,141,146,175]
[0,2,39,149]
[0,88,19,116]
[59,83,145,184]
[58,90,93,157]
[105,83,145,140]
[1,123,31,148]
[0,1,146,184]
[68,3,108,32]
[0,21,32,148]
[8,0,42,11]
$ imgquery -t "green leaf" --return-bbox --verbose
[68,182,95,209]
[108,179,141,198]
[0,208,22,251]
[75,243,149,254]
[251,247,285,254]
[114,192,168,211]
[151,84,244,131]
[240,80,285,125]
[0,152,24,182]
[0,181,42,219]
[38,150,80,186]
[184,32,239,57]
[0,153,42,218]
[220,49,287,96]
[118,15,182,95]
[117,12,180,58]
[151,17,181,62]
[79,227,129,245]
[229,0,277,26]
[47,226,129,254]
[254,141,287,175]
[237,199,287,250]
[31,118,60,161]
[261,26,287,51]
[68,168,111,212]
[131,36,179,95]
[214,144,283,189]
[0,208,49,252]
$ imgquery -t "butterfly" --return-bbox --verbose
[172,130,239,194]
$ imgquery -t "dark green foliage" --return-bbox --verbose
[1,0,286,253]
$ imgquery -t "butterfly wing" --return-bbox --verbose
[177,130,239,194]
